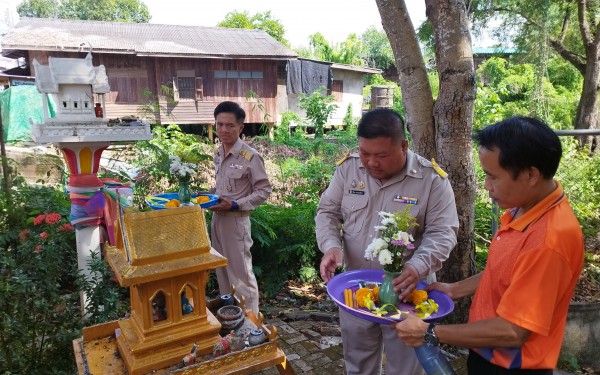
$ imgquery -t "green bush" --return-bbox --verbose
[0,180,82,373]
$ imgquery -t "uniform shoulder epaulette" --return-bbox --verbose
[431,158,448,179]
[336,151,358,166]
[239,149,254,161]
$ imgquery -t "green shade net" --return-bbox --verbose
[0,85,56,142]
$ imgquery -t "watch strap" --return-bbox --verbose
[425,322,439,346]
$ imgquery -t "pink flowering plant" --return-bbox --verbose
[364,206,419,272]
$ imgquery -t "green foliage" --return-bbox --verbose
[298,87,338,140]
[130,124,212,207]
[274,111,303,142]
[556,139,600,237]
[342,103,356,128]
[474,58,579,130]
[17,0,59,18]
[0,182,82,373]
[251,155,337,295]
[298,32,365,66]
[217,10,289,46]
[360,26,395,71]
[77,251,129,325]
[18,0,150,22]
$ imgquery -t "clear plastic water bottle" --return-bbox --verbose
[415,343,457,375]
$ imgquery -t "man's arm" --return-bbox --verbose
[315,167,345,255]
[406,176,459,278]
[236,153,272,210]
[395,314,531,349]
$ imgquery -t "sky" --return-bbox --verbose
[142,0,428,48]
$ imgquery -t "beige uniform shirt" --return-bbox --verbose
[315,150,458,278]
[212,138,271,210]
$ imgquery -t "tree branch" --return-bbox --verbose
[576,0,594,48]
[549,39,587,74]
[558,5,572,43]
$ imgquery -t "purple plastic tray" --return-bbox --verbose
[326,269,454,325]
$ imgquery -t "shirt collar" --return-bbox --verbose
[502,180,565,232]
[219,138,244,157]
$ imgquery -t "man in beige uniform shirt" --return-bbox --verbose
[209,101,272,315]
[316,108,458,375]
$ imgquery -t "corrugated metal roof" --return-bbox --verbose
[1,18,298,59]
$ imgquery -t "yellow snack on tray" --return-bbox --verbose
[197,196,211,203]
[164,199,180,208]
[407,289,428,305]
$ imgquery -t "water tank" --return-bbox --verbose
[370,85,394,109]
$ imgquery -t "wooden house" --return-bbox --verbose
[1,18,380,135]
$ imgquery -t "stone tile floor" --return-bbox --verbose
[251,308,578,375]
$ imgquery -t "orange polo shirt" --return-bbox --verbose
[469,181,584,369]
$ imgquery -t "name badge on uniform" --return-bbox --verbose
[229,163,244,170]
[394,195,418,204]
[348,190,365,195]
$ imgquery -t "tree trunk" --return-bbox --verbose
[377,0,477,323]
[574,46,600,151]
[376,0,436,159]
[427,0,477,324]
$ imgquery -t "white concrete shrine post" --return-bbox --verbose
[30,52,151,314]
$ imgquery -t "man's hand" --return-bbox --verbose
[394,314,428,347]
[209,197,233,212]
[424,282,455,299]
[320,248,343,283]
[392,264,420,302]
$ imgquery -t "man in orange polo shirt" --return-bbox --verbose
[393,116,584,374]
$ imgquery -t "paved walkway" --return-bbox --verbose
[252,308,469,375]
[252,307,578,375]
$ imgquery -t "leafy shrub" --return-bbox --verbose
[129,124,213,207]
[0,180,82,373]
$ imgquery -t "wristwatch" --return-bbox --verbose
[424,322,439,347]
[230,201,239,211]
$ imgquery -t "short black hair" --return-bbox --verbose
[357,108,406,144]
[473,116,562,179]
[214,101,246,124]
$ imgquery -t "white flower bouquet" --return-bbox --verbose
[364,206,419,272]
[169,155,196,183]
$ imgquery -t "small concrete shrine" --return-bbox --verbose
[105,205,228,374]
[30,50,152,313]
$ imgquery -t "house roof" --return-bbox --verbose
[299,57,382,74]
[1,18,298,60]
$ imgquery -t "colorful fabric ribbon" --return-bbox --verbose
[68,177,134,246]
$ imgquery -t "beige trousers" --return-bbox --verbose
[211,213,259,315]
[339,307,425,375]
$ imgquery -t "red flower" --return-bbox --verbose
[34,245,42,252]
[45,213,62,224]
[40,232,48,239]
[18,229,30,241]
[58,223,74,231]
[33,214,46,226]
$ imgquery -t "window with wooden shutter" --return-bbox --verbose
[195,77,204,101]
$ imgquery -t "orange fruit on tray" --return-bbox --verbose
[164,199,180,208]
